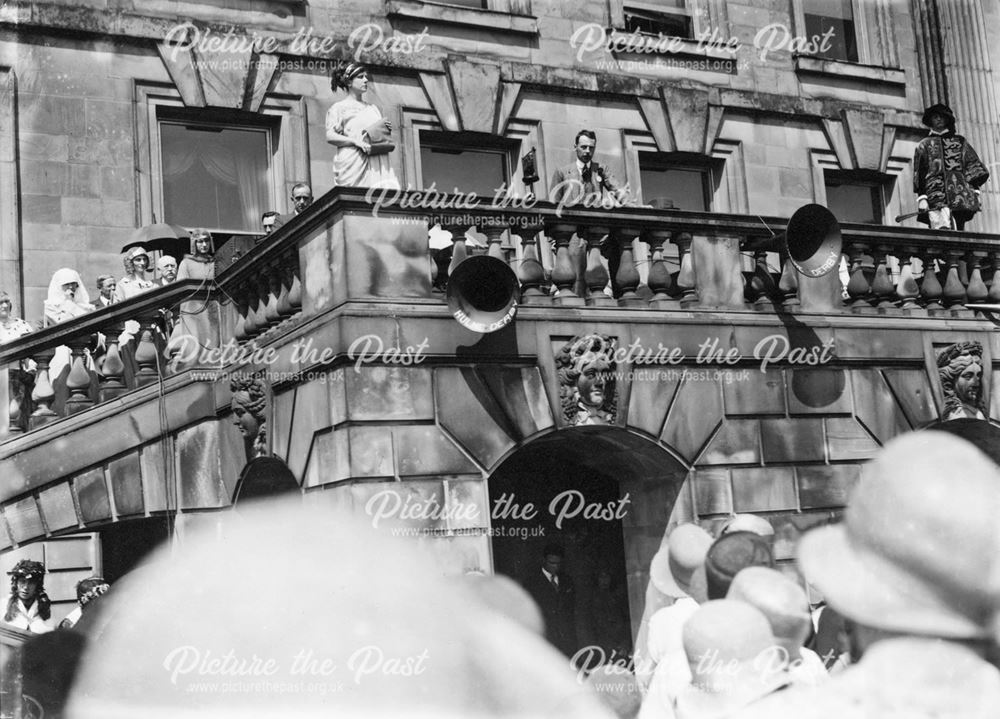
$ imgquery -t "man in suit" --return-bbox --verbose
[95,275,116,307]
[549,131,627,297]
[274,183,314,231]
[524,543,577,657]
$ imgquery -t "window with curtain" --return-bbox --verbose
[159,121,271,233]
[624,1,693,40]
[802,0,858,63]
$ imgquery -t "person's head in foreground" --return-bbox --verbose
[64,498,615,719]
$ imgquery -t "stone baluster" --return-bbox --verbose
[918,251,944,310]
[778,252,800,308]
[988,252,1000,303]
[581,225,614,306]
[6,366,29,435]
[940,248,967,309]
[260,267,281,328]
[844,241,873,310]
[614,227,642,307]
[673,232,697,307]
[547,222,583,306]
[965,251,989,304]
[243,277,264,338]
[29,349,57,429]
[870,245,896,310]
[133,314,162,387]
[747,249,775,309]
[63,337,96,415]
[234,282,252,342]
[276,250,296,317]
[286,250,302,311]
[98,323,128,401]
[447,225,469,280]
[645,229,676,309]
[517,227,547,303]
[895,249,920,311]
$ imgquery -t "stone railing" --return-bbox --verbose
[222,187,1000,324]
[6,189,999,437]
[0,281,215,436]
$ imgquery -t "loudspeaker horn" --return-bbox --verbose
[784,203,842,278]
[446,255,519,333]
[749,204,843,278]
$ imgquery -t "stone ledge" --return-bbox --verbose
[793,55,906,89]
[386,0,538,36]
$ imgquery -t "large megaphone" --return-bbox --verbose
[749,204,843,278]
[446,255,520,333]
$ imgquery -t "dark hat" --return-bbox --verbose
[922,103,956,128]
[704,531,774,600]
[8,559,45,581]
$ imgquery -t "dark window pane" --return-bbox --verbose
[160,123,270,233]
[640,166,709,211]
[826,182,881,224]
[803,0,858,62]
[438,0,487,7]
[420,139,509,197]
[624,6,692,39]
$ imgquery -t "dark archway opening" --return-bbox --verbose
[487,427,689,662]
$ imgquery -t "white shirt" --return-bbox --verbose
[2,595,53,634]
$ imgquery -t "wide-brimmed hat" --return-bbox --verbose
[726,567,811,649]
[922,103,956,129]
[649,524,713,602]
[704,532,774,600]
[799,431,1000,641]
[8,559,45,581]
[675,600,790,719]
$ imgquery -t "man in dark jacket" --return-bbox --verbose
[524,543,577,657]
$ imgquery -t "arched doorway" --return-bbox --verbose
[487,427,689,658]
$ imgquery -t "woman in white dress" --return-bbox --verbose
[42,268,97,410]
[325,61,399,189]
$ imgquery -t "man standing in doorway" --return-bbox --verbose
[524,543,577,657]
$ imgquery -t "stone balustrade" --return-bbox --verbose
[6,187,1000,438]
[0,281,214,437]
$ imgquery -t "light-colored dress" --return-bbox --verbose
[326,98,399,189]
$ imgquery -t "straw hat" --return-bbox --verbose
[675,600,789,718]
[719,515,774,539]
[649,524,713,602]
[726,567,811,652]
[799,431,1000,642]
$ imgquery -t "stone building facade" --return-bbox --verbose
[1,0,1000,633]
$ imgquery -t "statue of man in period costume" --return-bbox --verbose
[913,103,989,230]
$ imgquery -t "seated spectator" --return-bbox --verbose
[736,431,1000,718]
[0,291,33,342]
[59,576,110,630]
[155,256,178,286]
[177,229,215,281]
[2,560,53,634]
[94,275,116,308]
[261,211,279,236]
[672,600,789,719]
[44,268,93,326]
[726,567,827,686]
[114,248,155,302]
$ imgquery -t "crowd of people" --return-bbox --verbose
[2,420,996,718]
